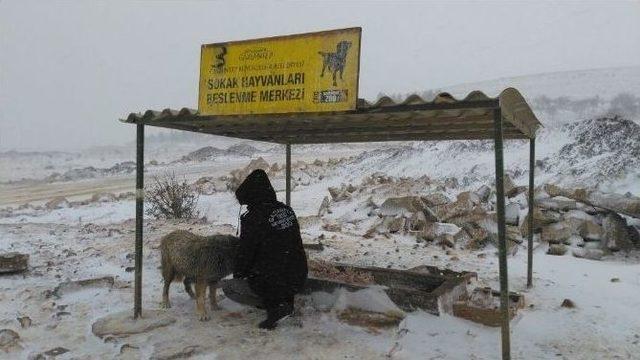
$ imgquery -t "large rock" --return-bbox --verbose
[602,212,634,251]
[476,217,520,254]
[456,191,481,205]
[317,196,331,216]
[474,185,492,203]
[382,216,407,233]
[435,233,455,248]
[463,224,490,249]
[496,174,527,198]
[533,208,563,224]
[92,310,176,338]
[192,177,226,195]
[572,248,604,260]
[380,196,428,216]
[422,222,461,241]
[505,203,519,226]
[567,235,585,247]
[547,244,567,256]
[545,184,640,219]
[0,329,20,352]
[508,186,528,198]
[0,253,29,274]
[537,197,577,211]
[520,208,562,237]
[453,228,473,245]
[541,222,574,244]
[45,196,69,210]
[564,209,599,226]
[436,192,485,223]
[503,174,516,197]
[579,220,603,242]
[381,216,405,233]
[576,202,607,215]
[421,192,450,207]
[561,210,603,241]
[445,206,489,227]
[506,225,523,244]
[328,186,351,202]
[510,192,529,210]
[407,211,429,231]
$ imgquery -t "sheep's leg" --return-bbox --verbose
[195,280,209,321]
[161,280,172,309]
[183,278,195,299]
[209,282,220,310]
[161,268,174,309]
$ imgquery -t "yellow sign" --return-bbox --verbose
[198,28,361,115]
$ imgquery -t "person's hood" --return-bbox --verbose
[235,169,277,206]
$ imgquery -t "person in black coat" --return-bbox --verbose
[233,169,308,329]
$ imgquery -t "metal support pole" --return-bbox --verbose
[527,138,535,288]
[134,124,144,319]
[493,108,511,359]
[285,144,291,206]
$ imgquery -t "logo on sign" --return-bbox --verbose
[212,46,227,70]
[239,47,274,61]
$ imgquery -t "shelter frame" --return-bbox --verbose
[124,89,540,360]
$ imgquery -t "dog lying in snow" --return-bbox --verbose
[159,230,239,321]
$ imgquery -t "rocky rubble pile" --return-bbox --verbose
[191,156,354,195]
[316,173,640,258]
[44,161,137,183]
[316,173,523,253]
[545,116,640,183]
[174,144,260,163]
[534,184,640,258]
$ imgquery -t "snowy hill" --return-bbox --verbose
[346,67,640,194]
[439,66,640,101]
[376,66,640,127]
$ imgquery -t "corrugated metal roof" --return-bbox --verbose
[121,88,541,144]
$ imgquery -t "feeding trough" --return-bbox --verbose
[302,261,475,316]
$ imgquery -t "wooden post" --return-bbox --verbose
[285,144,291,206]
[134,124,144,319]
[493,108,511,359]
[527,138,535,288]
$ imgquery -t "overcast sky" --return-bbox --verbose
[1,0,639,151]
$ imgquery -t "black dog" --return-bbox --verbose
[318,41,352,86]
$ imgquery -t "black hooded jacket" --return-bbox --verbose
[233,169,308,300]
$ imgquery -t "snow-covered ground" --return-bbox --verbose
[1,201,639,359]
[1,66,640,359]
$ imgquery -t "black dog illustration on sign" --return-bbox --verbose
[318,41,352,86]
